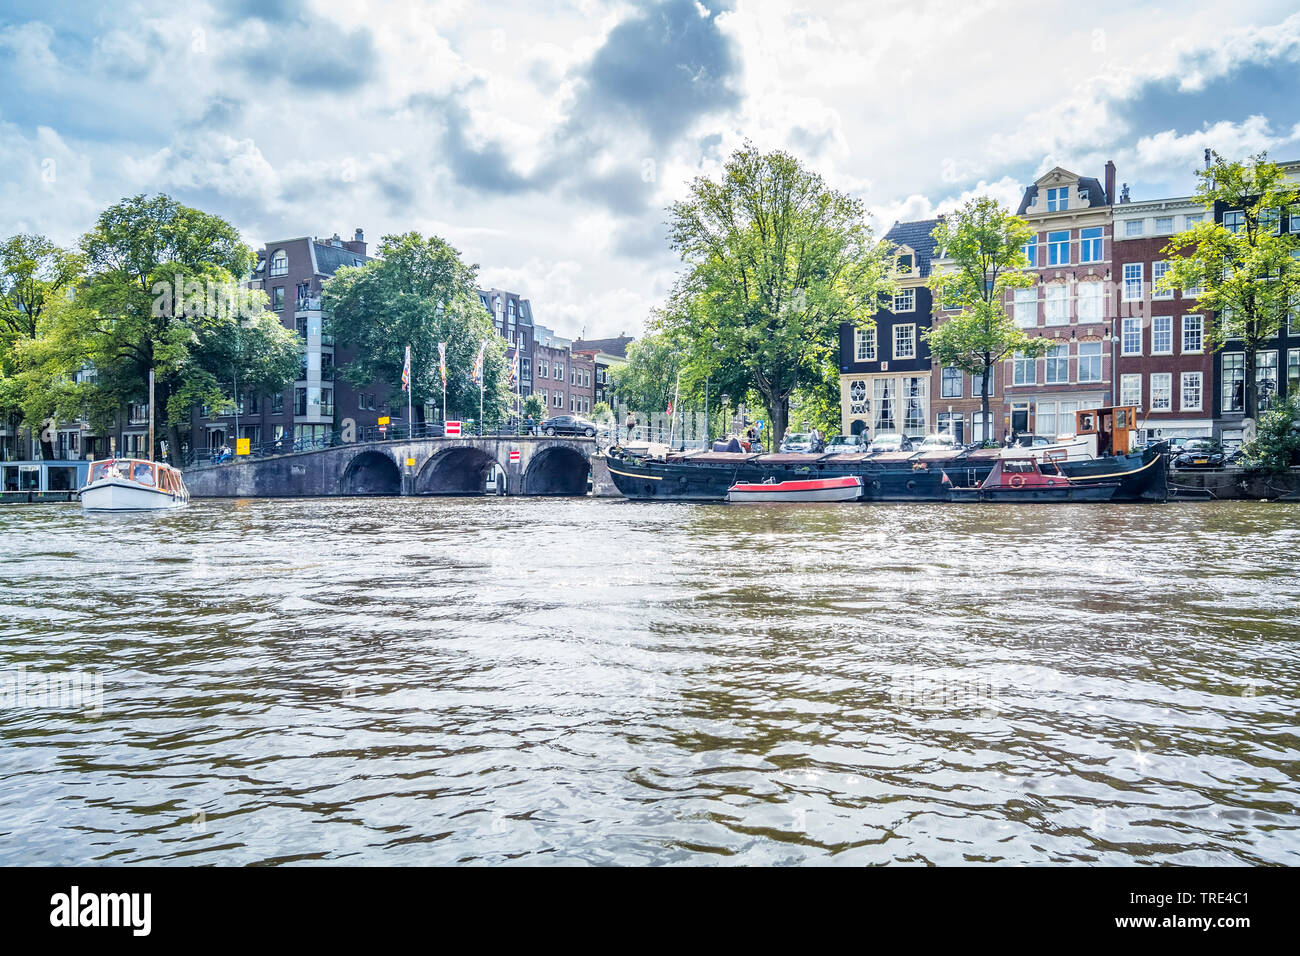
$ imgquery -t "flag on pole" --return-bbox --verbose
[472,339,487,386]
[438,342,447,386]
[401,344,411,392]
[507,348,519,387]
[666,399,674,417]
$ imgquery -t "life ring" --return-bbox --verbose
[1009,475,1026,489]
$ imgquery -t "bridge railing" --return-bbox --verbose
[184,418,612,469]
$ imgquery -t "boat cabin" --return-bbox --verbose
[1072,405,1137,458]
[87,458,186,496]
[981,457,1068,491]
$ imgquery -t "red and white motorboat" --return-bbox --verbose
[727,475,863,503]
[80,458,190,511]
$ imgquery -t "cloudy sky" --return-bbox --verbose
[3,0,1300,339]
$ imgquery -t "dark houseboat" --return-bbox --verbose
[604,406,1167,504]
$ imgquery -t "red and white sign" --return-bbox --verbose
[509,449,520,463]
[444,420,462,437]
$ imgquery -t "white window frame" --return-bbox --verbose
[1012,352,1035,386]
[1154,216,1174,235]
[855,328,876,362]
[1180,372,1202,412]
[1044,283,1069,325]
[1122,263,1143,301]
[1121,316,1142,356]
[1182,315,1203,354]
[1120,374,1142,408]
[1151,315,1172,355]
[1124,220,1144,237]
[1150,372,1172,412]
[893,324,916,359]
[1079,227,1104,263]
[892,289,916,313]
[1078,341,1103,383]
[1044,343,1069,385]
[1047,230,1070,266]
[1077,280,1104,322]
[1047,186,1069,212]
[1013,287,1037,328]
[270,250,288,277]
[1152,261,1173,300]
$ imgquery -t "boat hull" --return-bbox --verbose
[604,442,1167,504]
[728,477,863,503]
[80,478,187,511]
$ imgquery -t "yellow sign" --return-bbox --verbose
[378,416,390,425]
[236,438,250,456]
[406,457,415,467]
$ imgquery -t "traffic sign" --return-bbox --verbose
[445,420,462,437]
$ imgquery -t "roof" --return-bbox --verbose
[477,288,534,326]
[312,240,370,275]
[883,218,942,277]
[572,335,634,358]
[1017,175,1110,216]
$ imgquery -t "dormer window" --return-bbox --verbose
[896,253,914,274]
[1079,188,1089,203]
[270,249,288,277]
[1047,187,1069,212]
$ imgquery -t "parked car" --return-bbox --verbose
[868,433,913,453]
[917,433,957,451]
[541,415,597,437]
[780,431,824,453]
[1173,439,1224,469]
[824,433,868,454]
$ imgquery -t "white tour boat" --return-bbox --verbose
[80,458,189,511]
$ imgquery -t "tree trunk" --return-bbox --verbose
[1244,339,1258,421]
[166,423,183,466]
[980,365,992,445]
[770,399,789,450]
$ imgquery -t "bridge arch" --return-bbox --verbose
[341,449,402,496]
[416,445,496,495]
[522,444,590,495]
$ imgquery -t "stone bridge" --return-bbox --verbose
[184,435,608,498]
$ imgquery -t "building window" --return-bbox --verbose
[855,328,876,362]
[1222,352,1244,412]
[553,393,563,408]
[893,289,916,313]
[1261,207,1281,235]
[848,379,869,415]
[1077,280,1104,322]
[1023,239,1036,268]
[1223,210,1244,234]
[1079,227,1103,263]
[1122,263,1143,301]
[1258,350,1279,409]
[1151,373,1172,411]
[897,253,914,274]
[1182,315,1204,353]
[1044,283,1069,325]
[1124,220,1144,237]
[1120,374,1142,408]
[1012,352,1035,386]
[1151,316,1172,355]
[1154,216,1174,234]
[903,376,928,434]
[272,392,284,414]
[1013,288,1037,328]
[1152,261,1173,300]
[554,363,564,380]
[272,286,285,311]
[1078,341,1102,382]
[1181,372,1203,411]
[894,324,916,359]
[1047,187,1069,212]
[1288,349,1300,394]
[1047,230,1070,266]
[941,366,963,398]
[1045,343,1069,384]
[1186,213,1205,227]
[270,249,288,277]
[1121,316,1142,355]
[873,379,895,432]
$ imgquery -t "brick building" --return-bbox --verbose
[998,163,1116,440]
[478,288,534,399]
[190,229,388,457]
[572,335,633,407]
[533,325,595,415]
[1111,195,1214,442]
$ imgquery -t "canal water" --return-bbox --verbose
[1,498,1297,865]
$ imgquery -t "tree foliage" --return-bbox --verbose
[324,232,509,423]
[1158,151,1300,419]
[926,197,1046,443]
[662,144,895,444]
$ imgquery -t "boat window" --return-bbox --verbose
[1004,460,1035,473]
[133,463,156,486]
[91,462,112,482]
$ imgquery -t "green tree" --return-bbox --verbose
[664,144,894,445]
[324,232,508,425]
[1239,392,1300,472]
[64,194,299,460]
[926,197,1045,444]
[1158,151,1300,420]
[522,392,545,422]
[610,330,684,416]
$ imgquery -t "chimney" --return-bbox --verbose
[342,227,367,257]
[1104,160,1116,206]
